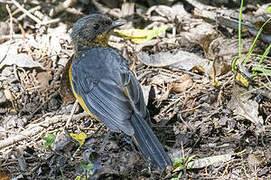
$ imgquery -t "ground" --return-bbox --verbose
[0,0,271,179]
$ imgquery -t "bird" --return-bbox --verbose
[69,14,172,169]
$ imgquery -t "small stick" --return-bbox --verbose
[17,6,41,21]
[11,0,42,25]
[6,4,14,40]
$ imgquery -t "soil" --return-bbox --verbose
[0,0,270,179]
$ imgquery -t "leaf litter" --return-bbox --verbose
[0,0,270,179]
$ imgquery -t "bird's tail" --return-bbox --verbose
[130,114,172,169]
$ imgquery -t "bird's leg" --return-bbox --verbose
[65,99,78,128]
[98,130,112,154]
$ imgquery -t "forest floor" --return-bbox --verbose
[0,0,271,179]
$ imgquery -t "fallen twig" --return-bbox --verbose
[10,0,42,25]
[0,112,89,150]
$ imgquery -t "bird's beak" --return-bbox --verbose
[105,20,125,37]
[110,20,125,29]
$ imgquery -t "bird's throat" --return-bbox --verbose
[88,33,110,47]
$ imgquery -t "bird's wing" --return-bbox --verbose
[120,69,148,120]
[71,48,147,136]
[71,48,172,168]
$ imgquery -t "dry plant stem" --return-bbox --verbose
[91,0,110,14]
[91,0,120,18]
[65,99,79,128]
[49,0,77,17]
[65,7,84,15]
[98,130,111,154]
[6,4,14,40]
[160,98,181,115]
[178,113,194,131]
[6,5,26,39]
[28,92,59,119]
[0,112,89,150]
[217,76,233,105]
[0,115,57,149]
[179,105,201,114]
[42,18,61,25]
[17,6,41,20]
[11,0,42,25]
[0,34,30,41]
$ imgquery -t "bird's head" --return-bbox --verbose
[71,14,124,51]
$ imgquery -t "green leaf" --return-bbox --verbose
[43,133,56,147]
[173,158,185,168]
[80,162,94,171]
[146,25,168,41]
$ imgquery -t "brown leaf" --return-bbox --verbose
[36,71,52,90]
[171,74,193,93]
[3,88,14,101]
[60,56,76,103]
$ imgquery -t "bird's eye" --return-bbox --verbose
[93,23,100,30]
[106,20,112,25]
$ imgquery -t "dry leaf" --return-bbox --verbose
[171,74,193,93]
[115,25,167,44]
[150,75,168,86]
[137,51,210,72]
[187,154,232,169]
[227,85,263,125]
[36,71,52,90]
[3,88,14,101]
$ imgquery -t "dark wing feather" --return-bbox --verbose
[72,47,172,169]
[71,48,136,136]
[122,71,148,118]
